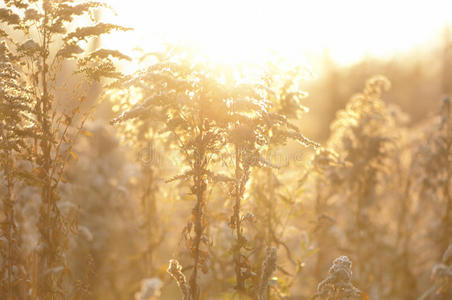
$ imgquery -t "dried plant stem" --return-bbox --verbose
[444,176,452,248]
[315,256,362,299]
[314,189,327,283]
[442,99,452,251]
[36,13,60,296]
[233,144,245,291]
[265,168,274,244]
[189,130,207,300]
[168,259,190,300]
[258,247,277,300]
[1,131,16,299]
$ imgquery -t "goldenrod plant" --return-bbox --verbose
[0,0,130,298]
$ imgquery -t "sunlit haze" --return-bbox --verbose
[2,1,452,299]
[103,0,452,68]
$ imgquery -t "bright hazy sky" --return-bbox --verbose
[103,0,452,66]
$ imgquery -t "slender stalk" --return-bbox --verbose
[1,128,16,299]
[314,188,325,283]
[266,168,273,244]
[233,144,244,291]
[189,120,206,300]
[37,7,58,297]
[442,99,451,251]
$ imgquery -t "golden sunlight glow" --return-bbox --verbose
[102,0,452,69]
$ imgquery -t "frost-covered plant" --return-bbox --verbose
[0,0,130,298]
[0,40,35,299]
[412,98,452,253]
[325,76,400,292]
[111,47,318,299]
[328,76,394,222]
[314,256,365,300]
[167,259,190,300]
[225,66,318,294]
[220,62,319,296]
[111,48,237,299]
[111,47,231,299]
[248,63,315,245]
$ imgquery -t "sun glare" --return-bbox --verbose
[102,0,451,69]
